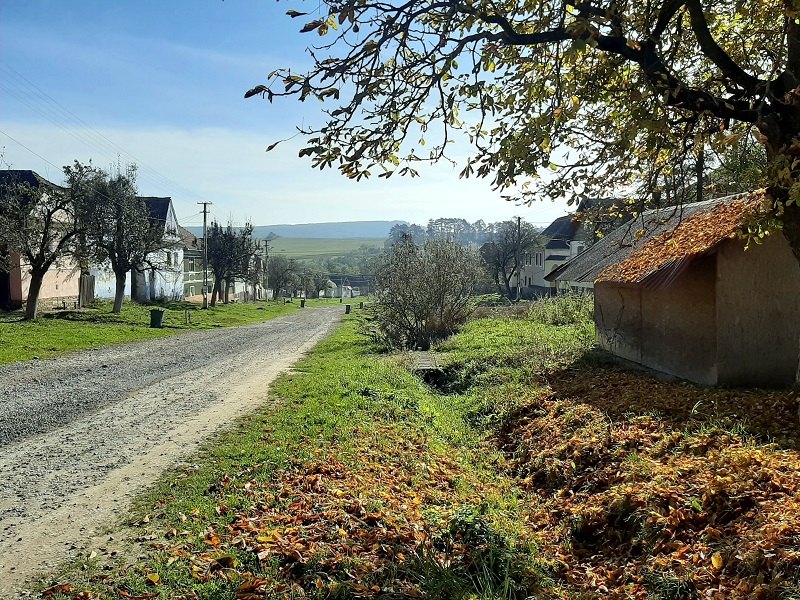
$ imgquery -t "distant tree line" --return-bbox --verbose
[384,217,542,301]
[386,218,502,248]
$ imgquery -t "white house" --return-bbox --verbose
[93,197,184,303]
[518,198,628,296]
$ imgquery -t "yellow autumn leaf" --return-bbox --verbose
[711,552,723,570]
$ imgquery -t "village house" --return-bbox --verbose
[92,196,184,302]
[519,198,623,297]
[547,192,800,387]
[180,225,206,301]
[324,274,373,298]
[0,170,84,311]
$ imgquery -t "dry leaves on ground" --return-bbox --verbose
[498,366,800,599]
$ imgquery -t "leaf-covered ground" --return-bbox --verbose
[41,296,800,599]
[499,366,800,599]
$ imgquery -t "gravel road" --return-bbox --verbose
[0,306,341,596]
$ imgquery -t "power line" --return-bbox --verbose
[0,61,206,201]
[0,128,183,214]
[0,128,61,170]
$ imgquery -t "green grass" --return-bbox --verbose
[267,237,384,260]
[0,298,305,365]
[42,302,593,598]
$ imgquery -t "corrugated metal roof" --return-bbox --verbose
[545,192,766,286]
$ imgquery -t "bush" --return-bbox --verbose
[367,238,483,349]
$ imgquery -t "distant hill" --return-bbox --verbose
[185,220,405,240]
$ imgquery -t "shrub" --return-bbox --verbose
[367,238,483,349]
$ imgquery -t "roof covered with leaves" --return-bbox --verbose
[546,192,767,288]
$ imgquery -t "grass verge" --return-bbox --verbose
[0,298,338,365]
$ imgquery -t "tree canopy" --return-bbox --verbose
[72,163,169,314]
[206,221,257,306]
[0,172,79,320]
[248,0,800,259]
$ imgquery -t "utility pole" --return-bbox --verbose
[263,238,270,300]
[198,201,212,309]
[515,215,522,302]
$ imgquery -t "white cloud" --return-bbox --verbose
[0,120,572,228]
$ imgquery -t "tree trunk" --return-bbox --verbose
[500,268,513,299]
[210,278,220,307]
[223,278,230,304]
[782,203,800,264]
[112,270,127,314]
[23,269,45,321]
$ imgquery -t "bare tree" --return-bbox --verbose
[73,163,169,314]
[206,221,257,306]
[267,254,300,300]
[479,220,539,299]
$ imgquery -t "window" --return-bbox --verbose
[535,252,543,267]
[525,252,531,265]
[189,286,195,296]
[166,252,172,266]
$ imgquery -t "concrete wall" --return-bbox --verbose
[716,236,800,386]
[639,254,717,385]
[595,253,717,385]
[595,282,642,364]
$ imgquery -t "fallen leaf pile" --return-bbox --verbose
[599,193,766,284]
[498,366,800,598]
[120,425,522,598]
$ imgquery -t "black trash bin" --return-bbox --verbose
[149,308,165,329]
[300,299,306,308]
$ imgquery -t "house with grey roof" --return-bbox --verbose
[547,192,800,387]
[92,196,184,303]
[520,198,621,296]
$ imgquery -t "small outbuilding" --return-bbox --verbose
[547,192,800,387]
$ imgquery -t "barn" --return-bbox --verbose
[547,192,800,387]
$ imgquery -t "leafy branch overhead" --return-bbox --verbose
[247,0,800,259]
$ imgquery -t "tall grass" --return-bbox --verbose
[526,292,594,326]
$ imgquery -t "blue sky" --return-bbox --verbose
[0,1,571,230]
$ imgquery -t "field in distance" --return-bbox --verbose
[268,237,384,260]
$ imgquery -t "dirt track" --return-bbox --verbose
[0,306,341,597]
